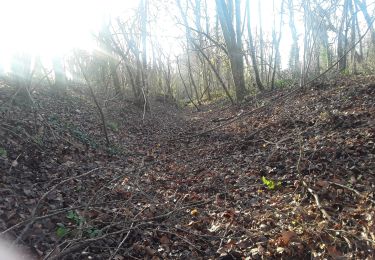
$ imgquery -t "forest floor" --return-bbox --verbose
[0,75,374,259]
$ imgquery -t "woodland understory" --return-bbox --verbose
[0,75,374,259]
[1,0,375,258]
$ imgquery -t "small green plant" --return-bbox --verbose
[67,210,85,225]
[48,114,59,123]
[56,211,102,239]
[0,147,7,157]
[56,223,69,238]
[107,121,119,132]
[341,68,350,76]
[106,144,124,155]
[86,228,102,238]
[275,79,293,89]
[34,134,44,145]
[69,126,98,148]
[261,176,281,190]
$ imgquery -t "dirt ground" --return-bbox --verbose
[0,76,374,259]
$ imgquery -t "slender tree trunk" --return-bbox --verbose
[338,0,349,72]
[271,0,284,89]
[176,0,202,105]
[216,0,247,102]
[76,55,110,146]
[349,0,357,74]
[141,0,150,113]
[191,40,235,104]
[258,0,265,81]
[354,2,364,62]
[52,56,67,94]
[287,0,300,77]
[108,61,122,97]
[246,0,264,91]
[177,57,200,111]
[355,0,375,45]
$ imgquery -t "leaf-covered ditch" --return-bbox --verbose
[0,77,374,259]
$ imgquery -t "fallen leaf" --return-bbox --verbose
[316,179,329,188]
[160,235,170,245]
[145,246,156,256]
[327,246,343,259]
[191,208,199,216]
[279,230,298,246]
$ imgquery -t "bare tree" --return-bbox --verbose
[271,0,285,89]
[355,0,375,44]
[337,0,350,72]
[216,0,247,102]
[287,0,300,77]
[75,52,110,146]
[52,56,67,94]
[246,0,264,91]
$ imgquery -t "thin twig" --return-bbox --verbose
[108,223,134,260]
[9,168,102,244]
[302,181,335,222]
[329,182,375,205]
[158,229,204,254]
[49,223,149,260]
[108,206,147,260]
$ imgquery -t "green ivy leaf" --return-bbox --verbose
[87,228,102,238]
[66,210,76,220]
[66,210,85,225]
[261,176,281,190]
[56,225,69,238]
[0,147,7,157]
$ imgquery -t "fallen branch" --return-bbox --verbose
[211,110,244,123]
[108,223,135,260]
[48,223,148,260]
[329,182,375,205]
[298,134,335,222]
[158,229,204,254]
[6,168,103,244]
[302,181,335,222]
[108,205,148,260]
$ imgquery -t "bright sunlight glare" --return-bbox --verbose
[0,0,140,70]
[0,0,300,71]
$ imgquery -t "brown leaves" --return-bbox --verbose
[276,231,299,247]
[1,77,374,259]
[190,208,199,217]
[316,179,330,189]
[327,246,343,259]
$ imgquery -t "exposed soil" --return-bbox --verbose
[0,76,374,259]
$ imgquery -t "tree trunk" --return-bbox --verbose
[271,0,284,89]
[246,0,264,91]
[338,0,349,72]
[176,0,202,105]
[287,0,300,77]
[355,0,375,45]
[52,56,67,95]
[258,0,265,81]
[216,0,246,102]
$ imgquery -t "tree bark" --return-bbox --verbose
[216,0,247,102]
[52,56,67,94]
[246,0,264,91]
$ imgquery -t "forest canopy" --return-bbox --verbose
[0,0,374,104]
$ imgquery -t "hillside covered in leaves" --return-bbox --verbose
[0,76,374,259]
